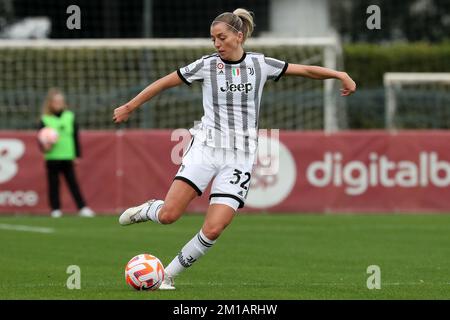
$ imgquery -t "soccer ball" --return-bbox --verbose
[38,127,59,145]
[125,253,165,291]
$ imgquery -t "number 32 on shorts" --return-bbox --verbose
[229,169,251,190]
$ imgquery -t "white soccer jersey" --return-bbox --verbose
[177,52,288,154]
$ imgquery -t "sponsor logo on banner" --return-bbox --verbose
[0,139,24,183]
[0,139,38,207]
[0,191,39,207]
[246,131,296,208]
[306,152,450,195]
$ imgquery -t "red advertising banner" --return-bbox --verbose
[266,131,450,213]
[1,130,449,215]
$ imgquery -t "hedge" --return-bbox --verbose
[343,42,450,88]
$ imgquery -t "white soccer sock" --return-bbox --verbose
[165,229,216,278]
[142,200,164,224]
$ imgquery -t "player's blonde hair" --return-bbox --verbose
[41,87,66,115]
[211,8,255,42]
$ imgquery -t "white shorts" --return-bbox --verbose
[174,137,256,211]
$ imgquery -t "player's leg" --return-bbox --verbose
[160,202,237,290]
[161,154,246,288]
[60,160,94,217]
[46,160,62,218]
[160,148,252,290]
[119,136,215,226]
[201,203,237,240]
[119,179,198,225]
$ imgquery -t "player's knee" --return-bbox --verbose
[158,204,180,224]
[202,224,227,240]
[158,212,177,224]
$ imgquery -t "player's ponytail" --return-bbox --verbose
[212,8,255,42]
[233,8,254,41]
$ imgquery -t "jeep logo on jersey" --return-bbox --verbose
[220,81,253,94]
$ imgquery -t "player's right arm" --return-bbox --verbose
[37,120,52,152]
[113,71,183,123]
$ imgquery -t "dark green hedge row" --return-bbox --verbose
[342,42,450,129]
[343,42,450,88]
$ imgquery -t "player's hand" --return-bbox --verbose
[113,104,133,123]
[339,72,356,96]
[42,142,53,152]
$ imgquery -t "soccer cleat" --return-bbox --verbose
[159,273,176,290]
[79,206,95,218]
[51,209,63,218]
[119,199,156,226]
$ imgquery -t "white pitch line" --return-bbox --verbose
[0,224,55,234]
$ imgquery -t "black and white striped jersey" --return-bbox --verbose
[177,52,288,154]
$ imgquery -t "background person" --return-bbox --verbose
[38,88,95,218]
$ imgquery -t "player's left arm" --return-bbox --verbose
[285,64,356,96]
[73,118,81,159]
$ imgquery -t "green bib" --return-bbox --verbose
[41,110,76,160]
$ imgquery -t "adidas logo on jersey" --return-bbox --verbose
[220,81,253,94]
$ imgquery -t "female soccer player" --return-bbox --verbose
[113,8,356,290]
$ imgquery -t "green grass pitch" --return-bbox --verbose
[0,214,449,299]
